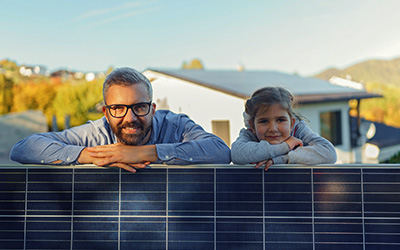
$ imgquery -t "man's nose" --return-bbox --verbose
[124,108,138,122]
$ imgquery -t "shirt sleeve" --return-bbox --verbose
[10,119,111,165]
[231,128,290,165]
[154,116,231,165]
[287,120,337,164]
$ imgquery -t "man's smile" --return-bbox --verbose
[122,127,140,134]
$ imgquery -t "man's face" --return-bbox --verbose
[251,103,295,145]
[102,83,155,145]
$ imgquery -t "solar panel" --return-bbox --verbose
[1,165,400,249]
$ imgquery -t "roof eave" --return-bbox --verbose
[297,92,382,104]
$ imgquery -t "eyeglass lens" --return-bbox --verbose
[108,103,150,117]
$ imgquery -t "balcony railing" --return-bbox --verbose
[1,164,400,249]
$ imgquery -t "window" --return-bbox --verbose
[212,120,230,146]
[320,111,342,146]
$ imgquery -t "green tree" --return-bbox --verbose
[0,74,14,114]
[388,151,400,163]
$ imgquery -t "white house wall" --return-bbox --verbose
[144,71,246,146]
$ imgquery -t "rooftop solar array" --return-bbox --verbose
[1,165,400,249]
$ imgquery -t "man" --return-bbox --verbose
[10,67,231,172]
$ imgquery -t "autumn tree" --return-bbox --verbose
[13,81,56,111]
[51,79,103,129]
[182,58,204,69]
[359,82,400,128]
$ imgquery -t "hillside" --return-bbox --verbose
[314,57,400,86]
[314,57,400,128]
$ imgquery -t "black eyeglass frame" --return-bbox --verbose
[105,102,152,118]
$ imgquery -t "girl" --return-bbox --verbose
[231,86,337,170]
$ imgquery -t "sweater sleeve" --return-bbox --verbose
[287,120,337,164]
[231,128,290,164]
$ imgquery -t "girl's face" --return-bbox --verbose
[251,103,295,144]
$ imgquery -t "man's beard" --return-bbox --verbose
[112,120,152,145]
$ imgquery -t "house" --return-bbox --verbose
[19,65,49,76]
[352,117,400,163]
[50,69,105,82]
[143,69,381,164]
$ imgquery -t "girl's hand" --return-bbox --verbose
[284,136,303,150]
[254,159,274,171]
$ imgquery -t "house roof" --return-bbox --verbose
[350,117,400,148]
[368,121,400,148]
[146,69,381,104]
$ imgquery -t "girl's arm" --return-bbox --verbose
[231,128,290,164]
[287,120,337,164]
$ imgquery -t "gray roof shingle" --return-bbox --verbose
[148,69,381,103]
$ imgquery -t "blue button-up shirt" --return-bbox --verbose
[10,110,231,165]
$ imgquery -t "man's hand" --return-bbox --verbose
[284,136,303,150]
[77,147,95,164]
[253,159,274,171]
[78,144,157,173]
[104,162,150,173]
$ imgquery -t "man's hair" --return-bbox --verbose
[103,67,153,101]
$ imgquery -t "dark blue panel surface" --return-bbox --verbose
[120,217,166,250]
[217,169,263,217]
[217,217,263,249]
[168,169,214,217]
[0,169,26,219]
[1,165,400,249]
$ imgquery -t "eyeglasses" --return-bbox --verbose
[105,102,152,118]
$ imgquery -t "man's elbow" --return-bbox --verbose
[210,141,231,164]
[215,145,231,164]
[9,141,36,164]
[9,145,23,163]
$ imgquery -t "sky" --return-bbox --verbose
[1,0,400,76]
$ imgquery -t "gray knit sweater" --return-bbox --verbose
[231,120,337,165]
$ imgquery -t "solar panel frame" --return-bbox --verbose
[1,164,400,250]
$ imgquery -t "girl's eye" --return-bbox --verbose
[277,117,288,122]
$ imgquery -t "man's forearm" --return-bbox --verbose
[85,143,158,165]
[10,134,84,164]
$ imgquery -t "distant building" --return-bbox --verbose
[50,69,77,80]
[50,69,104,82]
[144,69,382,164]
[19,65,49,76]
